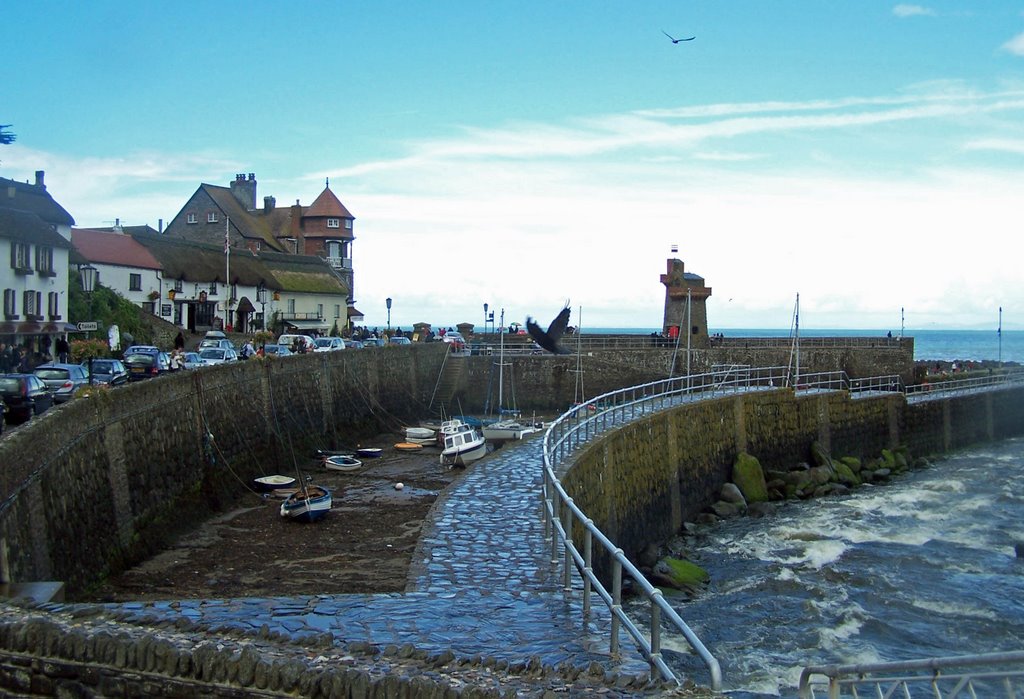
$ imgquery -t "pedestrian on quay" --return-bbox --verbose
[56,336,70,363]
[174,331,185,351]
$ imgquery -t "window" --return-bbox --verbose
[3,289,16,319]
[35,246,54,276]
[327,218,340,228]
[345,219,352,230]
[334,304,341,319]
[10,242,30,271]
[317,303,324,319]
[209,282,218,295]
[48,291,61,320]
[287,299,296,315]
[129,273,142,291]
[23,290,41,319]
[207,212,218,223]
[174,279,183,292]
[187,213,198,224]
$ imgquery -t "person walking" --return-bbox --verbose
[174,331,185,351]
[56,336,70,363]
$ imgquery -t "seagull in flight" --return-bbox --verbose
[526,303,573,355]
[662,30,696,43]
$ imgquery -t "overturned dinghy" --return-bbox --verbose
[254,474,296,492]
[404,426,436,444]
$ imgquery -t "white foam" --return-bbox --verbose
[910,598,999,621]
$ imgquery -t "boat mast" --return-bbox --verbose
[498,308,505,410]
[573,306,584,404]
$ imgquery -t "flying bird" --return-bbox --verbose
[526,303,573,355]
[662,30,696,43]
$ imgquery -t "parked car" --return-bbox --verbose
[1,373,55,424]
[344,339,364,349]
[276,334,316,353]
[314,337,346,352]
[442,332,465,346]
[262,344,293,357]
[123,350,171,380]
[388,336,412,346]
[198,347,238,365]
[123,345,162,357]
[361,338,386,348]
[80,358,128,386]
[33,363,91,403]
[181,352,205,370]
[199,338,235,351]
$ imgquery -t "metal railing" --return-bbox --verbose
[468,333,909,354]
[798,651,1024,698]
[905,368,1024,401]
[541,366,797,690]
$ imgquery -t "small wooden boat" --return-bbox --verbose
[356,447,383,458]
[394,442,424,452]
[254,474,297,492]
[280,485,332,522]
[323,454,362,472]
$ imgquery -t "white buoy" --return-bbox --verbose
[395,482,404,490]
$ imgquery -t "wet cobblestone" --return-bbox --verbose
[92,436,655,683]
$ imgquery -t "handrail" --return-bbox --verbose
[539,364,1024,690]
[798,650,1024,698]
[540,366,794,690]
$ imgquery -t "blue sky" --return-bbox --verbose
[3,2,1023,331]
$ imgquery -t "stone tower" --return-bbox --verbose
[660,258,712,347]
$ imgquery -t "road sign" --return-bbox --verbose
[77,321,98,331]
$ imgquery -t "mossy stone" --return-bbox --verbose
[732,452,769,503]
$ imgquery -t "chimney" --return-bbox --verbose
[264,196,276,213]
[229,172,257,210]
[34,170,45,189]
[158,218,164,233]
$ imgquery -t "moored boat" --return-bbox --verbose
[481,419,540,441]
[439,423,487,467]
[405,426,436,444]
[356,447,383,458]
[323,454,362,471]
[394,442,424,452]
[279,485,332,522]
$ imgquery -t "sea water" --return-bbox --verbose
[589,328,1023,365]
[644,438,1024,696]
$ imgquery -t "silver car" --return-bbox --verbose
[198,348,238,365]
[33,363,91,402]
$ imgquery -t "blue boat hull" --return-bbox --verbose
[280,486,332,522]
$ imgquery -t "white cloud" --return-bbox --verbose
[1001,32,1024,56]
[963,138,1024,154]
[892,4,935,18]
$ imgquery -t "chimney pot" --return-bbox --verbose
[34,170,45,189]
[264,196,276,213]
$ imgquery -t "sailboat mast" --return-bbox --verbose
[497,308,505,409]
[794,293,800,387]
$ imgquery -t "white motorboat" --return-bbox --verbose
[481,417,540,441]
[404,426,436,445]
[439,423,487,467]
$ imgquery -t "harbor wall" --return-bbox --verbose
[559,386,1024,580]
[0,345,447,594]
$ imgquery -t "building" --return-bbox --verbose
[162,173,358,327]
[0,171,75,357]
[71,226,163,314]
[660,257,712,346]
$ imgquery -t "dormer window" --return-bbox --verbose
[345,219,352,230]
[187,213,198,224]
[207,212,218,223]
[327,218,340,228]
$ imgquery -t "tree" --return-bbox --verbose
[0,124,15,145]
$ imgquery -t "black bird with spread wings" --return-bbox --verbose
[662,30,696,43]
[526,303,572,355]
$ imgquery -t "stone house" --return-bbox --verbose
[0,171,75,354]
[161,173,358,328]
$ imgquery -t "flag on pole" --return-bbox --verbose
[225,216,230,254]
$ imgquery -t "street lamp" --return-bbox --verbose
[386,297,392,332]
[79,264,98,384]
[256,283,267,331]
[483,303,489,335]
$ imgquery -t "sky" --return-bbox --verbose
[3,1,1023,331]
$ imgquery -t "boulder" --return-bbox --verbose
[652,557,710,591]
[834,461,861,486]
[711,500,742,518]
[732,452,769,503]
[810,441,833,469]
[720,482,747,506]
[838,456,862,473]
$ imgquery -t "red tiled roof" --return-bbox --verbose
[305,186,354,219]
[72,228,163,270]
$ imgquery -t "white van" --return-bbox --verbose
[277,334,317,353]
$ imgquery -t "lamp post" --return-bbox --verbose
[483,303,489,335]
[256,283,267,331]
[79,264,98,384]
[386,297,392,332]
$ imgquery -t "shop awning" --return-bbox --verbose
[347,306,364,320]
[285,319,330,331]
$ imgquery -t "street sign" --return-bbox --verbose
[77,321,98,331]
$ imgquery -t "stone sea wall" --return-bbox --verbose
[561,386,1024,580]
[0,344,448,594]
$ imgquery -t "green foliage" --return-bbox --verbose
[68,278,151,345]
[71,339,111,363]
[330,321,339,337]
[253,330,275,347]
[661,557,710,586]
